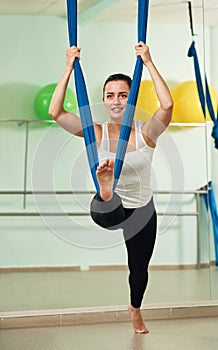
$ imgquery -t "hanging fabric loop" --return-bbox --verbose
[188,41,218,150]
[66,0,150,193]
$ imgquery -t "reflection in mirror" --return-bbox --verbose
[0,0,214,316]
[203,1,218,302]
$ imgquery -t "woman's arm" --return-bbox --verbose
[49,46,83,137]
[135,42,173,144]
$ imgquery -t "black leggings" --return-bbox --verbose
[123,205,157,308]
[90,193,157,308]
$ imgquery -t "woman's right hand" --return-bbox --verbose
[66,46,81,69]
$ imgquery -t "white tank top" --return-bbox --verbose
[98,120,154,208]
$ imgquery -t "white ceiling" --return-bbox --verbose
[0,0,217,26]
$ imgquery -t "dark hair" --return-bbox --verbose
[103,73,132,97]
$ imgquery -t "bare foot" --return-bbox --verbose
[128,305,149,334]
[96,159,114,201]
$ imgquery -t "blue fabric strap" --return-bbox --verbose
[209,182,218,265]
[188,41,218,150]
[188,41,205,115]
[67,0,100,194]
[113,0,149,189]
[205,77,218,149]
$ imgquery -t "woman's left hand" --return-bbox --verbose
[135,41,152,66]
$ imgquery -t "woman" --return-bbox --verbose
[49,42,173,333]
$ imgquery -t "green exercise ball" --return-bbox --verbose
[34,83,77,120]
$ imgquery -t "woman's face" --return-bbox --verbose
[103,80,130,122]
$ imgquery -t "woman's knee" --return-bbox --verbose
[129,269,148,285]
[90,192,126,230]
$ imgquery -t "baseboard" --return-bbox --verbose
[1,302,218,330]
[0,262,213,273]
[0,266,81,273]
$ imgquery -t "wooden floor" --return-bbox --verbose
[1,317,218,350]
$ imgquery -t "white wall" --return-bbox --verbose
[0,15,215,268]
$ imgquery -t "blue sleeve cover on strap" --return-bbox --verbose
[66,0,100,194]
[113,0,149,189]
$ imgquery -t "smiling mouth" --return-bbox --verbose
[111,107,123,113]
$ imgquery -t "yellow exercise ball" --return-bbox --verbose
[171,81,217,123]
[135,80,159,121]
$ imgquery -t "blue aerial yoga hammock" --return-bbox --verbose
[188,41,218,265]
[188,41,218,149]
[66,0,149,194]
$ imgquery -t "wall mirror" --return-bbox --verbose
[0,0,217,314]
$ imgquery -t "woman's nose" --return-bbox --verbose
[113,95,120,103]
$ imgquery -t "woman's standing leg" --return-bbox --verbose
[123,204,157,333]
